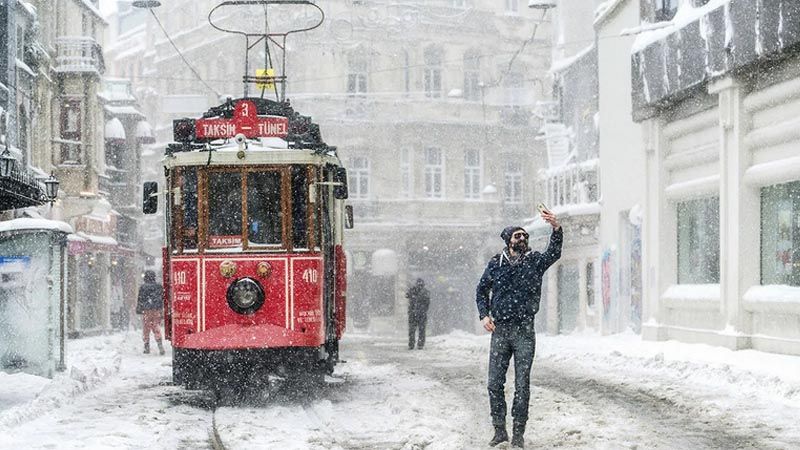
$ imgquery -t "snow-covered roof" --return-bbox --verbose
[75,232,118,247]
[630,0,732,54]
[593,0,626,27]
[0,218,73,235]
[550,44,595,74]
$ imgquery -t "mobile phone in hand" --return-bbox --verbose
[537,202,550,214]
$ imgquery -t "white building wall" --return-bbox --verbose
[641,55,800,356]
[596,0,644,335]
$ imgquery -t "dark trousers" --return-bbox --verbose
[408,313,427,349]
[487,321,536,427]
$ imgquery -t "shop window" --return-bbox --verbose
[761,181,800,286]
[677,197,720,284]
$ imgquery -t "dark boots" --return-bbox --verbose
[511,421,526,448]
[488,425,508,447]
[156,340,165,355]
[143,342,150,354]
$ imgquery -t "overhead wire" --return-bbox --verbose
[146,8,221,98]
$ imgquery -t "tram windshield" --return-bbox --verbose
[172,165,315,253]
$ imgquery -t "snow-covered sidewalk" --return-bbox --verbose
[2,329,799,449]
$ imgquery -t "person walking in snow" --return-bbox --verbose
[475,209,562,448]
[136,270,165,355]
[406,278,431,350]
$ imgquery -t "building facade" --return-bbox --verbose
[527,0,602,335]
[110,0,553,334]
[632,0,800,355]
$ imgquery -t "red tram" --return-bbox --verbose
[141,1,351,393]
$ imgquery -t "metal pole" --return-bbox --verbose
[57,236,66,371]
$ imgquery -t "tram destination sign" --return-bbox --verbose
[194,100,289,140]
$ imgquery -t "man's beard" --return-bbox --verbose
[511,240,529,253]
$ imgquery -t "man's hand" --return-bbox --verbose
[482,316,496,332]
[541,210,560,229]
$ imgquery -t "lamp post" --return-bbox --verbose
[44,173,59,202]
[0,147,15,178]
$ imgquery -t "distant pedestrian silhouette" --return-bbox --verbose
[406,278,430,350]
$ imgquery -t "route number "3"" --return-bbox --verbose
[302,268,319,283]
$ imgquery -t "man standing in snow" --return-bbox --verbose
[406,278,431,350]
[476,209,562,448]
[136,270,165,355]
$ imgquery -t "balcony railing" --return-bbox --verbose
[55,37,105,74]
[537,158,599,211]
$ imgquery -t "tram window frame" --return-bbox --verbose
[170,167,199,254]
[205,169,244,251]
[194,165,318,253]
[246,170,284,248]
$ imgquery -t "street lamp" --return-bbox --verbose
[131,0,161,8]
[44,173,59,201]
[0,148,15,178]
[528,0,557,9]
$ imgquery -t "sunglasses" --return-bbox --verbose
[512,232,529,239]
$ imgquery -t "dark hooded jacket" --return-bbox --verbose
[136,271,163,314]
[406,282,430,319]
[476,227,562,324]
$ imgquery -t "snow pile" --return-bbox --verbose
[0,333,125,428]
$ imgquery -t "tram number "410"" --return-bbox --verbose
[302,268,319,283]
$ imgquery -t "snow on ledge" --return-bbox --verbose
[550,44,595,74]
[0,218,73,235]
[743,285,800,304]
[662,284,720,301]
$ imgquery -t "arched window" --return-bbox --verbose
[463,50,481,101]
[423,46,442,99]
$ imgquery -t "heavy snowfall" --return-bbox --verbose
[1,331,799,449]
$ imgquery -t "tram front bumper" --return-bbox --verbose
[177,323,323,350]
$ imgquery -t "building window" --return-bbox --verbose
[654,0,679,22]
[464,148,481,199]
[424,47,442,99]
[424,147,443,198]
[348,156,370,199]
[586,261,595,307]
[453,0,467,8]
[347,53,367,96]
[463,51,481,102]
[400,148,413,198]
[60,99,82,163]
[503,71,524,106]
[761,181,800,286]
[505,0,518,14]
[504,160,522,204]
[403,50,410,97]
[677,197,720,284]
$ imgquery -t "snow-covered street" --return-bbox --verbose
[2,329,799,449]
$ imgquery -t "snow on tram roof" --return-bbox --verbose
[165,140,342,168]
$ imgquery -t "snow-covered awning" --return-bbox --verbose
[135,120,155,144]
[104,117,126,141]
[0,218,73,235]
[104,104,144,118]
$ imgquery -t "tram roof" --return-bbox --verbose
[164,142,342,169]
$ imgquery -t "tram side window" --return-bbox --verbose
[182,168,198,250]
[292,166,308,249]
[208,172,243,248]
[247,171,282,246]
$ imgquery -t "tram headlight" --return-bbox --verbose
[226,277,265,315]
